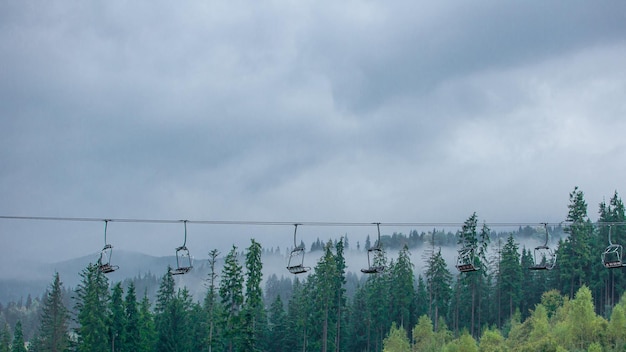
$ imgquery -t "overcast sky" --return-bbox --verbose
[1,1,626,274]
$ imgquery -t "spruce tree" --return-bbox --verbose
[267,296,287,352]
[154,268,191,352]
[123,282,140,352]
[498,234,522,325]
[389,245,415,329]
[219,246,244,352]
[109,282,126,352]
[559,186,594,298]
[241,239,266,352]
[74,263,110,352]
[204,249,221,352]
[0,323,10,352]
[137,292,156,352]
[36,272,70,352]
[424,249,452,331]
[333,239,347,352]
[11,321,26,352]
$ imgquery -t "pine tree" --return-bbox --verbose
[346,285,369,352]
[389,245,415,329]
[109,282,126,352]
[364,253,391,352]
[558,186,593,298]
[123,282,140,352]
[424,248,452,331]
[498,234,522,325]
[0,324,10,352]
[219,246,244,352]
[284,278,310,352]
[267,296,287,352]
[75,263,110,352]
[36,272,70,352]
[137,292,156,352]
[204,249,221,352]
[333,239,347,352]
[11,321,26,352]
[154,268,192,352]
[241,239,267,352]
[308,242,339,352]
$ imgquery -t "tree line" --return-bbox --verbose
[1,187,625,351]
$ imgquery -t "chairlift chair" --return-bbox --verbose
[98,220,119,274]
[172,221,193,275]
[361,223,385,274]
[456,246,479,272]
[602,225,625,269]
[529,223,556,271]
[287,224,310,274]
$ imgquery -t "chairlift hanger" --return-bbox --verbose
[98,220,119,274]
[172,220,193,275]
[529,223,557,271]
[287,224,310,274]
[361,222,385,274]
[456,246,479,273]
[602,225,626,269]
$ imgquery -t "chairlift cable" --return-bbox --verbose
[2,215,626,228]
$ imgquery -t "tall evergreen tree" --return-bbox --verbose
[364,253,391,352]
[241,239,267,352]
[74,263,110,352]
[123,283,140,352]
[11,321,26,352]
[308,242,339,352]
[219,246,244,352]
[346,285,369,352]
[154,268,192,352]
[425,248,452,331]
[36,272,70,352]
[203,249,221,352]
[267,296,287,352]
[498,234,522,326]
[0,324,10,352]
[109,282,126,352]
[455,213,482,336]
[389,245,415,329]
[558,186,594,298]
[137,292,156,352]
[333,239,347,352]
[284,278,310,352]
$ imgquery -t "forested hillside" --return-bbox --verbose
[1,187,625,351]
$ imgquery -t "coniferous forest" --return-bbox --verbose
[2,187,626,351]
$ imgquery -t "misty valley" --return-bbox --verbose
[2,188,626,351]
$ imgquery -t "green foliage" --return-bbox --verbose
[11,321,26,352]
[382,323,410,352]
[36,272,70,352]
[499,234,523,322]
[154,270,193,352]
[411,315,435,352]
[137,292,156,352]
[0,323,10,352]
[109,282,126,352]
[267,296,287,352]
[123,282,140,352]
[425,248,452,329]
[478,327,505,352]
[242,239,267,352]
[389,245,415,328]
[219,246,244,352]
[74,263,110,352]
